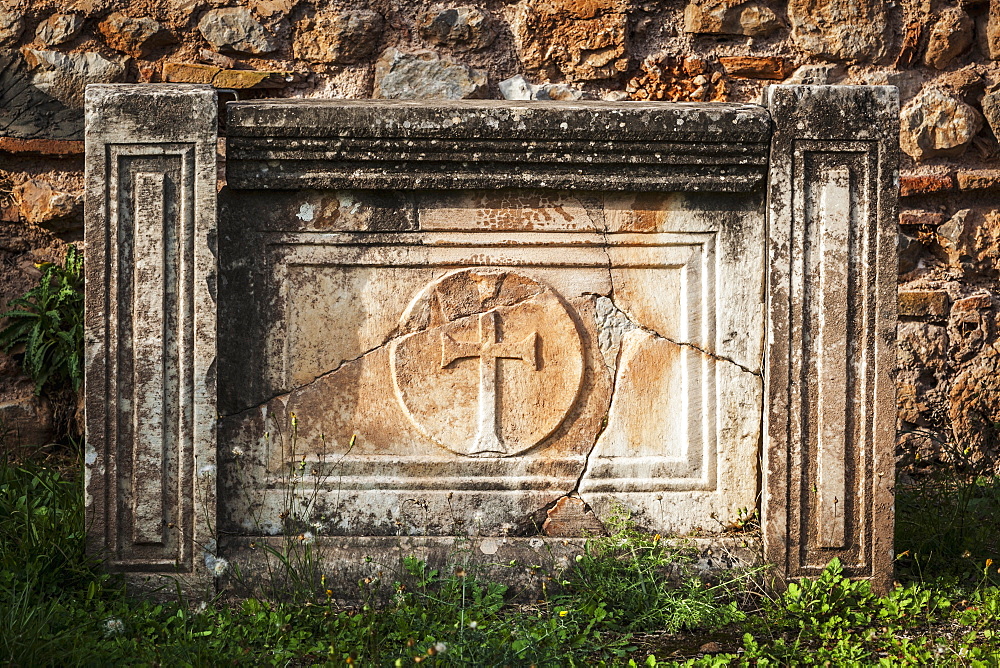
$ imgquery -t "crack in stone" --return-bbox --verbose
[223,282,560,420]
[572,219,618,496]
[601,287,762,378]
[219,330,402,418]
[665,337,762,378]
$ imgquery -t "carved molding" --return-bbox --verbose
[226,100,770,192]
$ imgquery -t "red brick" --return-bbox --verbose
[900,210,945,227]
[719,56,793,80]
[900,174,955,197]
[0,137,84,157]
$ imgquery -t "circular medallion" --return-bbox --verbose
[390,268,584,457]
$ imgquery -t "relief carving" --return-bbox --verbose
[391,268,584,457]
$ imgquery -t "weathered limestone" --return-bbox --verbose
[293,9,384,64]
[765,86,898,590]
[900,87,981,161]
[418,6,496,51]
[511,0,629,80]
[788,0,889,63]
[373,48,488,100]
[84,85,218,592]
[85,85,898,594]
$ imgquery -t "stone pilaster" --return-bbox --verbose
[84,84,218,594]
[764,85,898,591]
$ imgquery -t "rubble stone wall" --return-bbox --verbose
[1,0,997,472]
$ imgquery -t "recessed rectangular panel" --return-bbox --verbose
[219,192,765,538]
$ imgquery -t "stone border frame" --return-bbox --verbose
[84,84,897,593]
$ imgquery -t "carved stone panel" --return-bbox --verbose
[84,90,898,593]
[218,185,765,539]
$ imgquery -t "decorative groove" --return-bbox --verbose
[226,100,770,192]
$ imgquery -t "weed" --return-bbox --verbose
[3,452,1000,666]
[0,245,84,396]
[556,505,753,635]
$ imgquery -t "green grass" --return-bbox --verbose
[1,456,999,666]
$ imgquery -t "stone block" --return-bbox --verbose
[373,48,487,100]
[956,170,1000,191]
[13,179,79,224]
[0,9,24,46]
[293,9,383,63]
[953,292,992,311]
[418,6,495,51]
[924,8,974,70]
[788,0,889,63]
[899,290,950,317]
[34,13,84,46]
[897,322,948,369]
[198,7,278,55]
[511,0,629,80]
[84,86,897,595]
[683,0,782,37]
[0,49,126,140]
[900,88,981,161]
[99,13,176,58]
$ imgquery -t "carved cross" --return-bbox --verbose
[441,310,538,456]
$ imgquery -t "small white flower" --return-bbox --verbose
[103,617,124,637]
[196,601,208,613]
[468,621,479,629]
[231,447,245,457]
[433,642,447,654]
[198,464,216,477]
[211,557,229,577]
[204,552,229,577]
[529,537,544,549]
[301,531,315,545]
[311,521,324,533]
